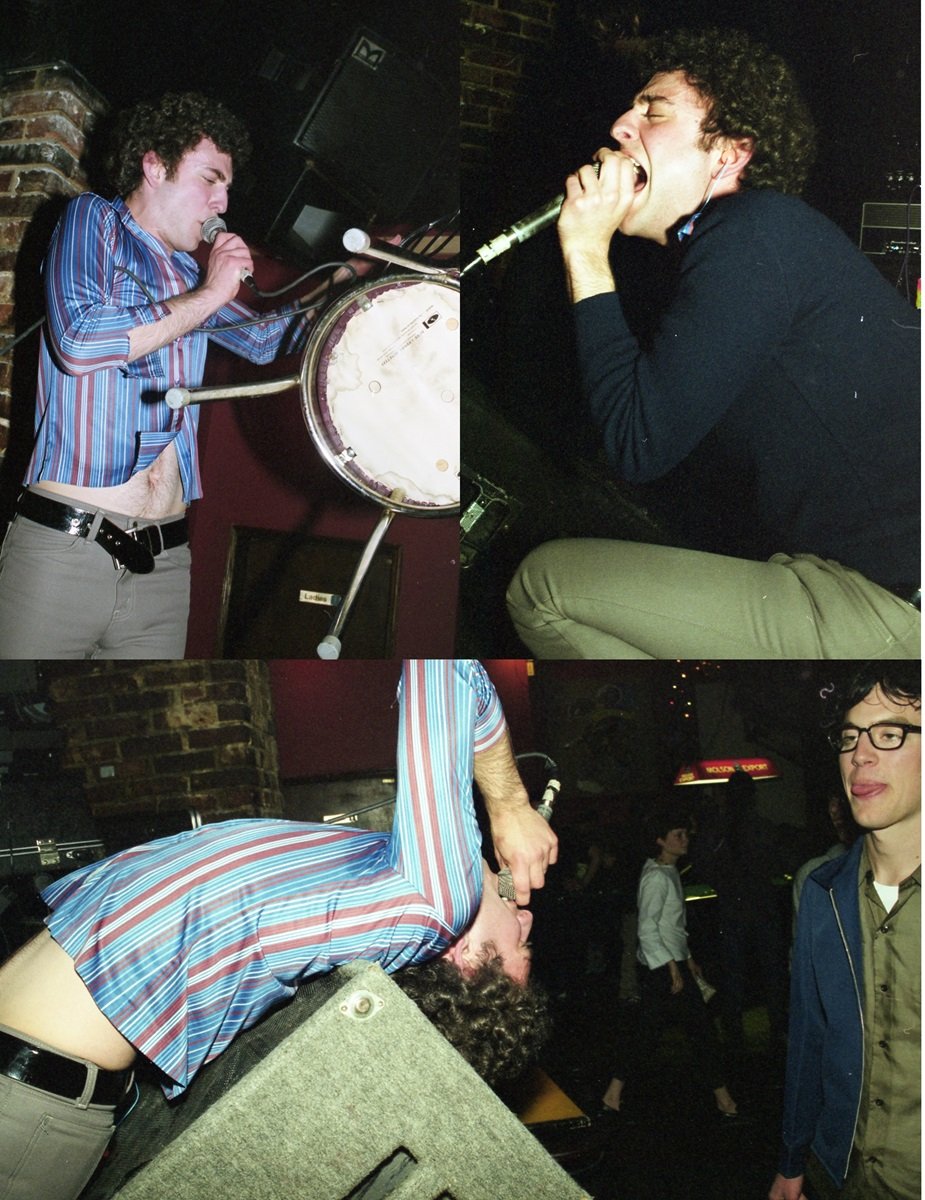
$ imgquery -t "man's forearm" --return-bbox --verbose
[126,286,224,362]
[473,728,530,815]
[474,724,558,904]
[561,247,617,305]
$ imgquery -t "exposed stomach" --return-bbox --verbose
[0,929,137,1070]
[36,442,185,520]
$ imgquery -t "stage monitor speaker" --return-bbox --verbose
[292,27,457,220]
[219,526,400,659]
[102,961,590,1200]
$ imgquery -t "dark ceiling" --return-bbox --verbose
[5,0,459,246]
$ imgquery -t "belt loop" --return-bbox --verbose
[87,509,107,541]
[76,1061,98,1109]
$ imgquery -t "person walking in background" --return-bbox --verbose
[600,808,739,1121]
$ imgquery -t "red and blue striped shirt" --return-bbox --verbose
[26,192,310,502]
[42,660,506,1096]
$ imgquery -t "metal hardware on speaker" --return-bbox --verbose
[460,464,523,569]
[0,775,100,880]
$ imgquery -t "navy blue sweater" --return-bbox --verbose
[573,190,920,591]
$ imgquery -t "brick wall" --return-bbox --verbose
[44,660,283,822]
[460,0,557,180]
[0,62,105,462]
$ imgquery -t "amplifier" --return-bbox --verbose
[0,801,203,880]
[859,201,921,257]
[0,835,104,878]
[0,776,102,879]
[100,961,591,1200]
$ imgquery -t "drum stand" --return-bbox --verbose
[316,489,403,659]
[166,230,458,660]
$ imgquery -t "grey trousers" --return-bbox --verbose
[0,1026,128,1200]
[507,540,920,659]
[0,500,191,659]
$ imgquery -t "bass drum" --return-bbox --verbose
[299,272,459,515]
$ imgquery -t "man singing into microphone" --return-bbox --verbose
[0,660,557,1200]
[506,28,920,659]
[0,92,316,657]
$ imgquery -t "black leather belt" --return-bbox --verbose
[18,489,188,575]
[0,1029,132,1106]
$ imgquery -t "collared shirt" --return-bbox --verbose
[42,660,505,1097]
[636,857,690,969]
[26,192,311,502]
[852,841,921,1199]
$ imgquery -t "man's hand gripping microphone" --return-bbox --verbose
[201,216,255,289]
[497,777,560,901]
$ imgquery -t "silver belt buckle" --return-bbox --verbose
[113,525,137,571]
[113,524,159,571]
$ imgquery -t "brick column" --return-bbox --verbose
[45,661,284,822]
[460,0,557,185]
[0,62,106,463]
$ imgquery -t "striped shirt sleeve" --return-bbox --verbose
[43,192,172,375]
[40,660,500,1095]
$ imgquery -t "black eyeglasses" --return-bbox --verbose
[829,723,922,753]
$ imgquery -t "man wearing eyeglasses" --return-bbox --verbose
[769,665,920,1200]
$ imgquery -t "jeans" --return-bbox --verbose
[0,1025,129,1200]
[0,508,190,659]
[507,541,920,659]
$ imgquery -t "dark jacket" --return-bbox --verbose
[779,837,865,1184]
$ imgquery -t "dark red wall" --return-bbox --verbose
[269,658,535,780]
[183,249,458,659]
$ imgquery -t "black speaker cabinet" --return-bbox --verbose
[292,27,457,220]
[219,526,400,659]
[101,961,590,1200]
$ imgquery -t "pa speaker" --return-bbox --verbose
[292,27,457,221]
[219,526,400,659]
[99,961,589,1200]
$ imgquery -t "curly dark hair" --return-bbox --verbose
[105,92,252,198]
[635,28,816,195]
[822,664,922,735]
[394,950,552,1088]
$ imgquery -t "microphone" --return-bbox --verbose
[462,160,614,275]
[342,229,446,277]
[462,196,564,275]
[200,216,255,288]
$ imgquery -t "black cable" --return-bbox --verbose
[243,260,357,300]
[400,211,460,261]
[0,316,46,355]
[195,262,358,334]
[893,182,921,304]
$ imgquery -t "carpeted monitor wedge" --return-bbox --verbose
[106,961,590,1200]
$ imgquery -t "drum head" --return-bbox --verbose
[300,273,459,515]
